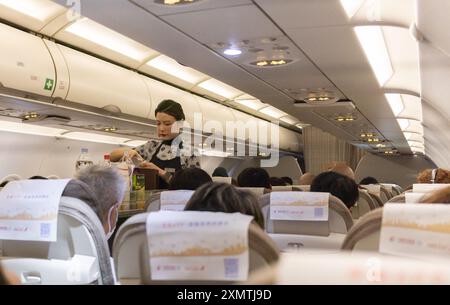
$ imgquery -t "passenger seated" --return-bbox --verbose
[328,162,356,180]
[359,176,379,185]
[64,165,126,239]
[422,186,450,203]
[299,172,315,185]
[417,168,450,184]
[311,171,359,209]
[281,177,293,186]
[212,167,229,177]
[237,167,271,190]
[168,168,212,190]
[269,177,287,186]
[184,182,265,229]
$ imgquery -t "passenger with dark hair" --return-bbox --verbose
[359,176,379,185]
[29,176,48,180]
[237,167,271,189]
[311,171,359,209]
[281,177,293,186]
[269,177,287,187]
[185,182,264,229]
[169,168,212,191]
[212,167,229,177]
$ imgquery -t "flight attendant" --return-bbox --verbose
[111,99,201,188]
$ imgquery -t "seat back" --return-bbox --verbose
[246,252,450,284]
[211,177,232,184]
[112,212,279,284]
[343,204,450,259]
[146,190,193,212]
[0,196,115,285]
[386,194,406,204]
[259,192,353,236]
[271,186,293,192]
[237,187,267,197]
[352,189,378,219]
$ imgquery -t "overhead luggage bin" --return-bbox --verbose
[56,44,151,118]
[0,23,56,99]
[195,96,235,136]
[229,108,261,141]
[143,77,201,127]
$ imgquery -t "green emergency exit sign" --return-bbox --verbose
[44,78,54,91]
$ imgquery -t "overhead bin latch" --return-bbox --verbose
[102,105,122,114]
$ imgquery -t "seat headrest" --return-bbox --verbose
[112,211,279,284]
[260,192,353,236]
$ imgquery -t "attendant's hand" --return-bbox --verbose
[139,162,166,176]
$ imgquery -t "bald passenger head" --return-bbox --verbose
[299,173,316,185]
[329,162,355,180]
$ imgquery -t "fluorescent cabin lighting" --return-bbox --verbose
[385,94,404,117]
[197,79,242,99]
[62,132,130,145]
[64,18,153,62]
[0,120,67,137]
[404,132,424,142]
[340,0,365,18]
[398,119,423,134]
[280,116,300,125]
[234,98,266,111]
[146,55,208,84]
[354,26,394,87]
[259,106,287,119]
[0,0,64,22]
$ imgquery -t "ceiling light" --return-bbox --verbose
[259,106,288,119]
[62,132,130,145]
[404,132,424,142]
[340,0,365,18]
[354,26,394,87]
[64,18,154,62]
[103,127,117,132]
[0,0,64,22]
[376,144,386,148]
[385,94,404,117]
[280,116,300,125]
[397,119,423,134]
[197,79,242,99]
[408,141,424,149]
[234,98,266,111]
[146,55,208,84]
[223,49,242,56]
[0,120,67,137]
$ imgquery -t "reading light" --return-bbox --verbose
[224,49,242,56]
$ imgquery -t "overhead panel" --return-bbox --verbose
[0,23,56,99]
[57,44,152,118]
